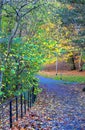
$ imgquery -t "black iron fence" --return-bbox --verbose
[0,87,36,130]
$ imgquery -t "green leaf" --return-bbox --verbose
[0,91,4,96]
[24,56,29,61]
[1,65,5,72]
[11,69,15,74]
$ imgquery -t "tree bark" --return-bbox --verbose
[7,21,20,54]
[0,0,3,92]
[0,71,3,89]
[56,55,58,75]
[79,51,83,71]
[0,0,3,32]
[71,56,76,70]
[69,55,76,70]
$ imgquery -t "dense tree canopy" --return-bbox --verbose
[0,0,85,99]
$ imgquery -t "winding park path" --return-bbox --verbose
[13,76,85,130]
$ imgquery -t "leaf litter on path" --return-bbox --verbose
[11,83,85,130]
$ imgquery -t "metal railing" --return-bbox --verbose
[0,87,36,130]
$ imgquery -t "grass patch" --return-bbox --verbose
[39,72,85,83]
[54,75,85,83]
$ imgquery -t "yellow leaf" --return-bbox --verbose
[48,11,51,14]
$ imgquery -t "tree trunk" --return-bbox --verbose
[79,51,83,71]
[0,71,3,90]
[69,55,76,70]
[0,0,3,32]
[7,21,20,54]
[0,0,3,92]
[0,1,3,89]
[56,55,58,75]
[0,9,2,32]
[71,56,76,70]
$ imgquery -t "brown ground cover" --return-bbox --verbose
[39,70,85,77]
[11,78,85,130]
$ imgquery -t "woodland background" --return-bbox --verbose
[0,0,85,101]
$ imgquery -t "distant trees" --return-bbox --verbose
[0,0,85,99]
[48,0,85,71]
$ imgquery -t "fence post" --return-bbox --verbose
[0,89,36,129]
[24,93,26,114]
[2,105,4,129]
[29,89,32,108]
[20,94,23,118]
[32,86,36,104]
[9,100,12,128]
[28,91,29,110]
[16,97,18,121]
[32,87,34,104]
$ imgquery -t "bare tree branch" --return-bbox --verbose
[21,3,45,18]
[6,0,46,55]
[7,21,20,54]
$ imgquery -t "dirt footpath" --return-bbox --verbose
[12,76,85,130]
[39,70,85,77]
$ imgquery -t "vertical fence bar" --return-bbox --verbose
[24,93,26,114]
[16,97,18,121]
[29,89,31,108]
[9,100,12,128]
[31,87,33,105]
[2,105,4,130]
[0,88,36,129]
[32,87,34,105]
[28,91,29,110]
[32,87,36,105]
[34,94,36,103]
[20,94,23,118]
